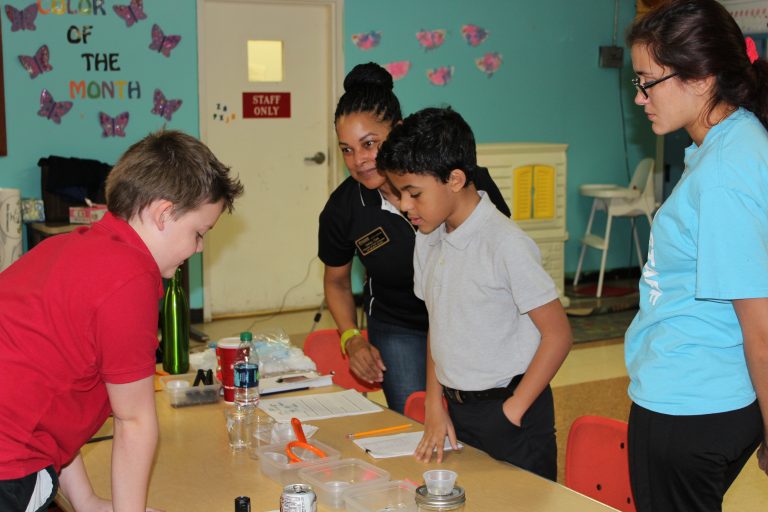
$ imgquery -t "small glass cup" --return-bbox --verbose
[423,469,458,496]
[224,406,253,451]
[248,415,276,459]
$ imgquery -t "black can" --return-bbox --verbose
[234,495,251,512]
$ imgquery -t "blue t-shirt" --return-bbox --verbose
[625,108,768,415]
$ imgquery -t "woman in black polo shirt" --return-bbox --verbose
[318,62,510,413]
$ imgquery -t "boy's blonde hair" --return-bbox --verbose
[106,130,244,220]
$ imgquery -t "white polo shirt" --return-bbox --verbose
[414,192,558,391]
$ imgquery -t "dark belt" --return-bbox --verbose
[443,374,524,404]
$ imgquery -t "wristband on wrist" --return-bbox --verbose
[340,328,362,355]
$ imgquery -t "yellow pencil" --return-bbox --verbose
[346,423,413,439]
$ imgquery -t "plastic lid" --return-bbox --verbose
[415,485,465,509]
[240,331,253,341]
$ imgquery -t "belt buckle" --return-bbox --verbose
[446,387,463,404]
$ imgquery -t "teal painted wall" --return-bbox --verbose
[344,0,657,277]
[0,0,655,311]
[0,0,204,306]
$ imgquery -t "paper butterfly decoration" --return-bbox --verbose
[416,29,446,51]
[113,0,147,28]
[19,45,52,79]
[461,24,489,47]
[38,89,73,125]
[476,52,502,77]
[5,3,37,31]
[351,31,381,51]
[151,89,183,121]
[427,66,454,86]
[383,61,411,81]
[99,111,130,137]
[149,24,182,57]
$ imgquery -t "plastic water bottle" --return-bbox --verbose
[161,267,189,374]
[233,331,260,408]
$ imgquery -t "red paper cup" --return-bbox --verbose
[216,338,249,403]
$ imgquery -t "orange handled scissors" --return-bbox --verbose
[286,417,326,463]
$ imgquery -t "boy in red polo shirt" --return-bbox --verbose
[0,131,243,512]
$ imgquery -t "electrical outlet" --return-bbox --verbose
[599,46,624,68]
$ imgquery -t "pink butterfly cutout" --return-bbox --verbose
[383,61,411,81]
[38,89,73,125]
[461,24,489,47]
[427,66,454,86]
[5,3,37,32]
[19,45,52,79]
[351,31,382,51]
[476,52,502,77]
[416,29,446,51]
[151,89,183,121]
[113,0,147,28]
[99,111,130,137]
[149,24,181,57]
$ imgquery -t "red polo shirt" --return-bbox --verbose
[0,213,163,478]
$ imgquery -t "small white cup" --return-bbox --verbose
[423,469,458,496]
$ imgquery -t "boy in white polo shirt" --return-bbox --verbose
[377,107,573,480]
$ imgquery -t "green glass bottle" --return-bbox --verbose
[162,267,189,374]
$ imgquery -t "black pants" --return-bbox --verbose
[0,466,58,512]
[628,401,763,512]
[446,384,557,481]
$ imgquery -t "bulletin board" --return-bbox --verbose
[0,21,6,157]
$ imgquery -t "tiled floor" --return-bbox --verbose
[193,291,768,510]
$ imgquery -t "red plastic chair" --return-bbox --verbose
[303,329,381,395]
[403,391,448,424]
[565,415,636,512]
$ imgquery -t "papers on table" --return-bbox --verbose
[259,371,333,396]
[259,389,383,422]
[353,431,463,459]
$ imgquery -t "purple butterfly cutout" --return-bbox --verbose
[113,0,146,28]
[151,89,182,121]
[99,111,130,137]
[461,24,489,47]
[5,3,37,32]
[19,45,52,79]
[149,24,181,57]
[351,31,381,51]
[38,89,73,125]
[416,29,446,51]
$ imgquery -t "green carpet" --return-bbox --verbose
[569,308,638,344]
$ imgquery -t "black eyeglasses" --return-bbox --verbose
[632,72,679,98]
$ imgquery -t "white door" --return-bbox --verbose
[198,0,342,319]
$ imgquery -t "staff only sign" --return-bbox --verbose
[242,92,291,118]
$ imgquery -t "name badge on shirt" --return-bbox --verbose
[355,227,390,256]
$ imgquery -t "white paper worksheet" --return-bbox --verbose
[353,431,463,459]
[258,389,383,422]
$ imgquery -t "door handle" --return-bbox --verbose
[304,151,326,165]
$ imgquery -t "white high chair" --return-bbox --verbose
[573,158,657,298]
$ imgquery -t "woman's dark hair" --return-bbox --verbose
[334,62,402,124]
[627,0,768,128]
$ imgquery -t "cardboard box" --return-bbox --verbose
[69,204,107,224]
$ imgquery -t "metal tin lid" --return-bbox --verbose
[415,485,466,509]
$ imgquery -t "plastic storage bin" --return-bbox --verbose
[344,480,418,512]
[298,458,391,509]
[257,440,341,485]
[160,373,220,408]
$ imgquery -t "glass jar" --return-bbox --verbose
[415,485,466,511]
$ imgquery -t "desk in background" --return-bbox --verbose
[70,386,613,511]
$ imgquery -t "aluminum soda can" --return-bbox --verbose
[280,483,316,512]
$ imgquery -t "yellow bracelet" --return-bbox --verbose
[340,328,361,355]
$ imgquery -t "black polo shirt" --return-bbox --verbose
[319,176,428,331]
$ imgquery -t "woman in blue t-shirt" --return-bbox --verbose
[317,63,510,413]
[625,1,768,510]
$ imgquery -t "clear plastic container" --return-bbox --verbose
[297,458,391,510]
[160,373,220,408]
[344,480,418,512]
[257,439,341,485]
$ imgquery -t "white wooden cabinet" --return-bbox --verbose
[477,143,569,306]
